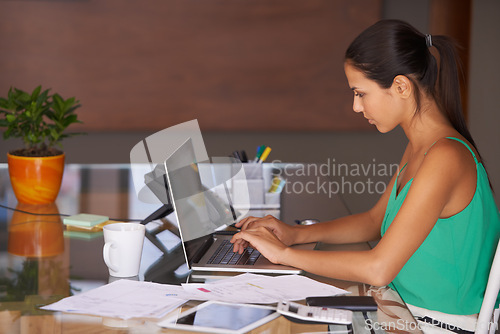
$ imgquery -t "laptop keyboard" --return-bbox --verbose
[207,239,261,265]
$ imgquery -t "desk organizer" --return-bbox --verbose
[231,164,281,214]
[198,162,282,220]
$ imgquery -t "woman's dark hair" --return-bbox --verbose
[345,19,479,157]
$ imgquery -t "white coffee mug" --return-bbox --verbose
[103,223,145,277]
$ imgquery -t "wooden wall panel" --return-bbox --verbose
[429,0,471,120]
[0,0,381,132]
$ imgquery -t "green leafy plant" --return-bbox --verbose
[0,260,38,302]
[0,85,83,157]
[0,259,80,315]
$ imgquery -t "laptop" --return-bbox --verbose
[163,138,316,274]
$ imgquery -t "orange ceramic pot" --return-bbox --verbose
[8,203,64,257]
[7,153,65,204]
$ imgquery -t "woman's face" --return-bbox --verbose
[344,62,404,133]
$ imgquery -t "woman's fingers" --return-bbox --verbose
[231,238,249,254]
[235,216,260,230]
[236,215,277,231]
[230,226,286,263]
[231,230,255,253]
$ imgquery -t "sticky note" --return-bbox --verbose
[63,213,109,227]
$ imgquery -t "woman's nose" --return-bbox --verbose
[353,99,363,113]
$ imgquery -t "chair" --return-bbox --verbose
[476,238,500,334]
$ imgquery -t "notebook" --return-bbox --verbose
[163,138,315,274]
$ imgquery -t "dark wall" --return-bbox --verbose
[0,0,380,132]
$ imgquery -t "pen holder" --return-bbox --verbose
[230,163,281,209]
[265,192,280,205]
[232,179,265,206]
[241,164,263,180]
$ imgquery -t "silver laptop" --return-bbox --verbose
[163,138,315,274]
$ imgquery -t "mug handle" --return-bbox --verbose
[103,242,119,272]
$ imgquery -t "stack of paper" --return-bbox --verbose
[41,273,349,320]
[63,214,113,238]
[178,273,349,304]
[41,280,186,319]
[63,213,109,228]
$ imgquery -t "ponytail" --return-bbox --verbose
[431,36,478,154]
[431,36,492,189]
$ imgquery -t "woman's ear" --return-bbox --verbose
[392,75,412,99]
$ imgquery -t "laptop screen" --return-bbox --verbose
[164,138,236,243]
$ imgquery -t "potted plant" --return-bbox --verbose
[0,86,83,204]
[8,203,65,257]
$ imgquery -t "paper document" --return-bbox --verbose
[41,274,348,320]
[180,273,349,304]
[41,279,187,319]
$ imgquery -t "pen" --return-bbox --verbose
[254,146,265,162]
[240,150,248,163]
[257,146,272,163]
[275,178,286,193]
[268,176,281,193]
[232,151,242,162]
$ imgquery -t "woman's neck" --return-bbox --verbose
[400,99,457,155]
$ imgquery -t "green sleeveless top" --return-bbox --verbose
[381,137,500,315]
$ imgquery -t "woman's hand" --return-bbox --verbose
[230,226,288,264]
[233,215,297,248]
[230,215,298,261]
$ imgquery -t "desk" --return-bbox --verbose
[0,163,421,333]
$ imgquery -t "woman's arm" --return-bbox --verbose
[232,142,471,286]
[235,145,409,247]
[231,183,395,253]
[292,177,394,245]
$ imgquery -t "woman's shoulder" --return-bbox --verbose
[426,137,478,163]
[421,136,477,181]
[407,137,478,218]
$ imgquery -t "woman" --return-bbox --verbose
[231,20,500,332]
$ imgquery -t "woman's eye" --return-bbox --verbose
[354,92,365,98]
